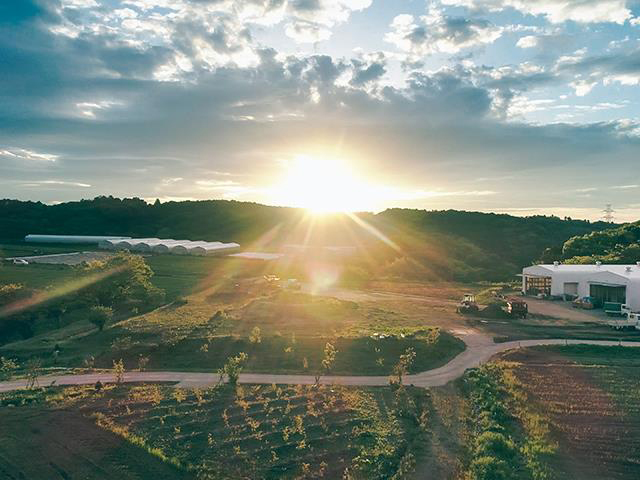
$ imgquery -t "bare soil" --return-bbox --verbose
[0,406,190,479]
[501,348,640,480]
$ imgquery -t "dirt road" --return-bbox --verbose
[2,335,638,392]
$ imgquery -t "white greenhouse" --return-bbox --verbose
[98,237,240,257]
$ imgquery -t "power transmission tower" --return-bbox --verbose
[603,204,615,223]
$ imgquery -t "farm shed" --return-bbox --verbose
[25,234,131,244]
[522,263,640,312]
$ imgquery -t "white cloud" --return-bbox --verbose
[21,180,92,188]
[385,9,502,56]
[516,35,538,48]
[440,0,631,24]
[75,100,122,118]
[570,78,597,96]
[284,0,372,42]
[0,148,58,162]
[612,184,639,189]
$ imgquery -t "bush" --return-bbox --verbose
[88,305,113,331]
[469,456,512,480]
[474,431,517,460]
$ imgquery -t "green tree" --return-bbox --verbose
[315,342,338,385]
[219,352,248,385]
[249,326,261,344]
[88,305,113,331]
[392,347,416,385]
[113,358,125,384]
[80,252,165,310]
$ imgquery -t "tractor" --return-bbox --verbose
[456,294,479,314]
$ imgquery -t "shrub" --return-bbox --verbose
[88,305,113,331]
[469,456,512,480]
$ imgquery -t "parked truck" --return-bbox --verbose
[607,304,640,330]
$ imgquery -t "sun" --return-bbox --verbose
[274,154,376,213]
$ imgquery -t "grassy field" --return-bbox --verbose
[0,262,80,290]
[0,383,430,479]
[1,242,293,300]
[1,286,465,375]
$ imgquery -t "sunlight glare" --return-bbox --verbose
[275,154,377,213]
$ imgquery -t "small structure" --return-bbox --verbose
[522,263,640,312]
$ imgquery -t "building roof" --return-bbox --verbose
[525,263,640,279]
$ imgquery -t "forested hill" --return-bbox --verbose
[558,221,640,264]
[0,197,616,280]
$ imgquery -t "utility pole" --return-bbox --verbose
[603,204,615,223]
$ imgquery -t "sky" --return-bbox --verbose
[1,0,640,221]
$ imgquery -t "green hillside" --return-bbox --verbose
[0,197,615,281]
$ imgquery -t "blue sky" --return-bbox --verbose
[1,0,640,221]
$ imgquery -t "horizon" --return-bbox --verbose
[2,1,640,222]
[0,195,623,224]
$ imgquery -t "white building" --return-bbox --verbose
[522,263,640,311]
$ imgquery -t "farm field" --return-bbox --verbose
[0,383,431,479]
[0,400,190,479]
[0,262,80,290]
[1,287,465,376]
[474,315,640,342]
[497,345,640,479]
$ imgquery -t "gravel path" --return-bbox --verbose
[2,335,638,392]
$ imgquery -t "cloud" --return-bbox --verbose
[557,48,640,91]
[0,148,58,162]
[440,0,632,24]
[612,184,639,189]
[283,0,372,42]
[21,180,92,187]
[385,9,502,56]
[0,0,639,217]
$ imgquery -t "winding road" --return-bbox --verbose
[2,330,639,392]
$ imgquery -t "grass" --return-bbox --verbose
[1,286,465,375]
[0,383,431,479]
[459,362,557,480]
[0,262,79,289]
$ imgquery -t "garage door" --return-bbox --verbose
[563,282,578,296]
[590,284,626,305]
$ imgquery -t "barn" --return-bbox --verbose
[522,263,640,312]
